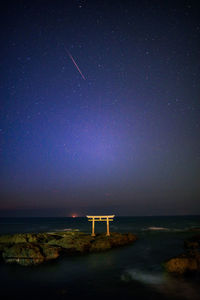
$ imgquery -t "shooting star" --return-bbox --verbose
[66,49,86,80]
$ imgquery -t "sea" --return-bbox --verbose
[0,215,200,300]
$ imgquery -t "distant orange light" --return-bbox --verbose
[72,214,78,218]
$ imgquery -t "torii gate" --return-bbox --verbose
[86,215,115,236]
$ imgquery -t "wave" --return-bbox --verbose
[143,226,200,232]
[121,269,164,285]
[121,269,200,300]
[54,228,80,232]
[144,227,170,231]
[143,227,191,232]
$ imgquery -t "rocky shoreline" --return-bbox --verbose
[164,234,200,275]
[0,231,137,266]
[1,229,199,274]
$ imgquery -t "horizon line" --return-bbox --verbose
[0,214,200,218]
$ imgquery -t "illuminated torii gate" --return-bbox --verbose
[86,215,115,237]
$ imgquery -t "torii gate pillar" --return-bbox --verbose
[92,218,95,237]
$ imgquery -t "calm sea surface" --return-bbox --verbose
[0,216,200,300]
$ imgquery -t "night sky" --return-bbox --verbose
[1,0,200,217]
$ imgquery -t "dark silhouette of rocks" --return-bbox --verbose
[164,235,200,274]
[0,231,137,266]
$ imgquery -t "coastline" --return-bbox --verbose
[0,216,199,300]
[0,231,137,266]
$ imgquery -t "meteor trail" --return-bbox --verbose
[66,49,86,80]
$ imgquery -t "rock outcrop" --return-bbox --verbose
[0,231,137,266]
[164,235,200,274]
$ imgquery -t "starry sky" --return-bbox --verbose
[0,0,200,217]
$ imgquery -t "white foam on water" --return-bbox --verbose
[145,227,170,231]
[53,228,72,232]
[121,269,200,300]
[121,269,164,285]
[142,226,199,232]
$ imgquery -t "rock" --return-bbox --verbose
[0,232,59,244]
[2,242,61,266]
[2,243,45,266]
[0,243,10,253]
[164,235,200,275]
[47,232,92,252]
[90,236,112,252]
[189,228,200,232]
[90,233,137,252]
[164,256,198,274]
[39,244,61,260]
[0,231,137,266]
[109,232,137,247]
[0,234,27,244]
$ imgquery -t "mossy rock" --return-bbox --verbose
[164,256,199,274]
[39,244,61,260]
[2,243,45,266]
[0,233,57,244]
[48,233,92,252]
[164,235,200,275]
[90,233,137,252]
[0,231,137,266]
[109,232,137,247]
[0,234,27,244]
[90,237,112,252]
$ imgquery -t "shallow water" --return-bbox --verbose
[0,216,200,300]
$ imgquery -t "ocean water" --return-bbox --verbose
[0,216,200,300]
